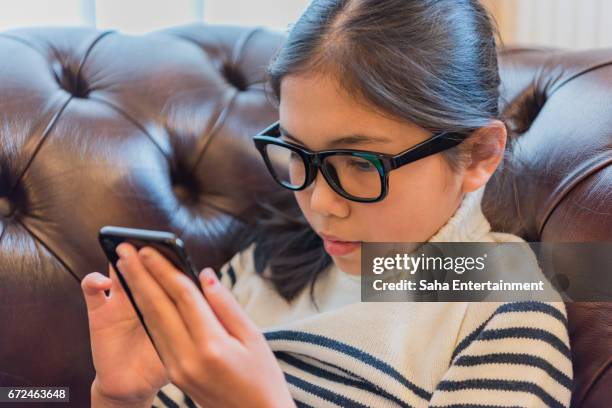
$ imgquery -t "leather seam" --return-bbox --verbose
[188,87,240,175]
[230,26,264,67]
[14,217,80,284]
[577,356,612,405]
[548,60,612,98]
[8,95,73,197]
[539,160,612,236]
[88,95,172,161]
[73,30,115,93]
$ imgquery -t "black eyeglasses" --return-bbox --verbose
[252,121,467,203]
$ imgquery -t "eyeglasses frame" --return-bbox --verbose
[252,121,467,203]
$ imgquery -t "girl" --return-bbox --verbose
[81,0,572,407]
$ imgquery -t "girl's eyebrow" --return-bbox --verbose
[279,124,392,148]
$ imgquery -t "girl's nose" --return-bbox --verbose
[307,170,350,218]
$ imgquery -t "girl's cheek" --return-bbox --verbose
[294,191,312,219]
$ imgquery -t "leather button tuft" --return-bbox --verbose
[0,197,13,217]
[53,62,90,98]
[222,63,247,91]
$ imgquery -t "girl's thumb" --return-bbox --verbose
[81,272,112,311]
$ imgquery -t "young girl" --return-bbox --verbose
[81,1,572,407]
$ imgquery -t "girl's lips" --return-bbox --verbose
[321,236,360,256]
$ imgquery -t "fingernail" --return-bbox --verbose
[202,268,217,287]
[94,275,108,285]
[138,248,151,262]
[116,244,129,258]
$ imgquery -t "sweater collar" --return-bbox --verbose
[427,185,491,243]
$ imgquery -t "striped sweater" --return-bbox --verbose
[153,185,572,408]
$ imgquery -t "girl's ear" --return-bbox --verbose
[460,120,507,193]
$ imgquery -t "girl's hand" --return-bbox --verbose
[81,263,169,406]
[115,242,295,408]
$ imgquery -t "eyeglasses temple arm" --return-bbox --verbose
[390,133,465,169]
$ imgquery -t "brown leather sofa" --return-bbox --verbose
[0,24,610,407]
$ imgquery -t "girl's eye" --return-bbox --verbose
[348,159,375,172]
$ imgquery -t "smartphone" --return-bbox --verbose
[98,225,201,343]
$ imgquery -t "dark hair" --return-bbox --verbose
[240,0,507,304]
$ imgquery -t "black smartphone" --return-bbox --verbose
[98,225,201,343]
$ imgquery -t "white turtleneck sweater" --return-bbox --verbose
[154,186,572,408]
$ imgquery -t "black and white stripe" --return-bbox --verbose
[154,389,197,408]
[276,351,414,408]
[266,329,433,406]
[153,301,571,408]
[429,302,571,407]
[451,301,568,360]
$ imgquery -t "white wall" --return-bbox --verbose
[96,0,203,33]
[0,0,84,29]
[0,0,307,34]
[485,0,612,49]
[1,0,610,48]
[204,0,310,33]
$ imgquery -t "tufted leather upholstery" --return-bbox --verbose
[482,47,612,407]
[0,24,610,407]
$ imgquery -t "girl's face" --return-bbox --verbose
[279,73,494,275]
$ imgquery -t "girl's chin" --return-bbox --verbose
[330,250,361,275]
